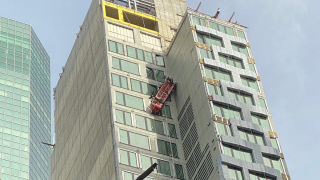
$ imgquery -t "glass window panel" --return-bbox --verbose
[209,22,218,30]
[228,169,237,180]
[270,138,278,149]
[127,46,137,58]
[156,56,165,66]
[159,160,171,176]
[115,109,124,124]
[141,82,148,94]
[217,123,226,135]
[239,46,249,57]
[238,30,246,39]
[109,41,117,52]
[228,91,236,100]
[146,118,153,131]
[124,172,133,180]
[131,79,141,93]
[237,170,243,180]
[141,155,151,169]
[168,123,177,138]
[255,135,264,145]
[213,105,222,117]
[218,24,226,33]
[129,132,149,149]
[146,67,154,80]
[124,94,144,110]
[116,92,124,105]
[263,156,271,167]
[199,48,208,58]
[136,115,146,130]
[226,27,234,35]
[259,98,267,109]
[260,118,271,131]
[272,159,283,173]
[234,60,242,68]
[155,70,165,83]
[239,130,247,141]
[248,134,255,143]
[129,152,137,167]
[137,49,144,60]
[148,84,157,96]
[200,19,206,26]
[157,139,168,155]
[120,76,128,89]
[124,112,132,125]
[197,33,204,44]
[112,74,120,87]
[119,130,128,144]
[248,63,256,73]
[117,43,124,54]
[119,150,129,165]
[192,16,199,25]
[244,96,253,105]
[223,146,232,156]
[144,52,153,63]
[175,164,184,179]
[172,143,178,158]
[121,60,139,75]
[112,57,120,70]
[154,120,164,135]
[204,67,213,79]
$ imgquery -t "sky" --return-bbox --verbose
[0,0,319,179]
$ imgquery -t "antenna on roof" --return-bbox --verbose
[195,2,202,11]
[213,8,220,18]
[229,12,235,22]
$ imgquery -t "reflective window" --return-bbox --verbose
[140,155,171,176]
[228,89,253,105]
[119,149,138,167]
[238,128,265,145]
[204,66,232,82]
[199,48,213,59]
[237,30,246,40]
[109,40,124,54]
[115,109,132,126]
[270,138,279,149]
[219,54,243,69]
[112,73,128,89]
[207,84,223,96]
[259,98,267,109]
[130,79,157,96]
[115,92,144,110]
[228,166,243,180]
[127,46,153,63]
[192,16,206,26]
[156,55,165,66]
[249,171,276,180]
[157,139,178,158]
[263,155,284,173]
[168,123,177,138]
[197,32,223,47]
[157,105,172,119]
[119,129,150,149]
[251,114,271,131]
[175,164,185,179]
[213,103,242,120]
[232,43,249,57]
[241,76,259,91]
[112,57,140,75]
[248,63,256,73]
[135,114,165,135]
[223,144,253,162]
[217,123,232,136]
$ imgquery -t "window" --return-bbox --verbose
[131,79,157,96]
[127,46,153,63]
[146,67,165,82]
[228,89,253,105]
[270,138,279,149]
[135,114,165,135]
[238,128,265,145]
[168,123,177,138]
[248,63,256,73]
[237,30,246,40]
[141,155,171,176]
[213,103,242,120]
[123,171,153,180]
[192,16,206,26]
[175,164,185,179]
[119,149,137,167]
[208,22,234,36]
[156,55,165,66]
[249,171,276,180]
[157,139,178,158]
[228,167,243,180]
[259,98,267,109]
[146,67,155,80]
[108,40,124,54]
[112,57,140,75]
[251,114,271,131]
[157,105,172,119]
[197,32,223,47]
[223,144,253,162]
[115,92,144,110]
[241,76,259,91]
[115,109,132,126]
[217,123,232,136]
[204,66,232,82]
[122,11,159,32]
[263,155,284,173]
[208,84,223,96]
[119,129,150,149]
[199,48,213,59]
[155,69,165,83]
[219,54,243,69]
[112,74,128,89]
[232,43,249,57]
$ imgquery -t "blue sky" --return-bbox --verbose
[0,0,319,179]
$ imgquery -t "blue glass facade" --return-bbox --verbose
[0,17,51,180]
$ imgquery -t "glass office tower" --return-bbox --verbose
[0,17,51,180]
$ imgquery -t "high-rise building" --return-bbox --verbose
[0,17,52,180]
[51,0,290,180]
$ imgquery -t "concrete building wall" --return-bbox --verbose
[51,1,116,180]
